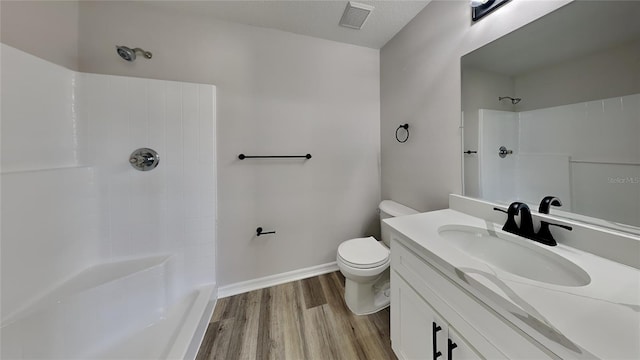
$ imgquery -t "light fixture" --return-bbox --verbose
[339,2,374,30]
[471,0,511,22]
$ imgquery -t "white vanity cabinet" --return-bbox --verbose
[390,233,556,360]
[392,270,482,360]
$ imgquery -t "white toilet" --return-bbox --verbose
[337,200,418,315]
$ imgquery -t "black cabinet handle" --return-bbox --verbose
[432,322,442,359]
[448,338,458,359]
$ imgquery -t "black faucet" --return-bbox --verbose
[495,198,573,246]
[494,202,534,239]
[536,196,572,246]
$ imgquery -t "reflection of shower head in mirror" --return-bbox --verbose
[499,96,521,105]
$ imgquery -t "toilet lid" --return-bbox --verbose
[338,237,390,269]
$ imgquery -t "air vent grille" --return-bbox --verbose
[339,2,374,30]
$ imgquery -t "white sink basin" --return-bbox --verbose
[438,225,591,287]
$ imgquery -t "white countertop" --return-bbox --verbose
[384,209,640,359]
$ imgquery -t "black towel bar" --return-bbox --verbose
[257,227,276,236]
[239,154,311,160]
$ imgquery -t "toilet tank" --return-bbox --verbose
[379,200,419,246]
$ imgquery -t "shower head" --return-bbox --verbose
[116,46,152,62]
[499,96,522,105]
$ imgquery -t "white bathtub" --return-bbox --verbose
[1,256,216,359]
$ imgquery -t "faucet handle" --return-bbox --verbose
[539,196,562,214]
[545,222,572,232]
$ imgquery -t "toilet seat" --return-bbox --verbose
[337,237,390,269]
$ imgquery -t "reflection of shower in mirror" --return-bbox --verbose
[498,96,521,105]
[462,0,640,237]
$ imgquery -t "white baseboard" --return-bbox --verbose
[218,262,339,298]
[210,282,218,301]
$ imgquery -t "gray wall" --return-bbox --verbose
[380,0,571,212]
[515,38,640,111]
[77,2,381,286]
[0,1,79,70]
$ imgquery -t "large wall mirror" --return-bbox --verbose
[462,1,640,234]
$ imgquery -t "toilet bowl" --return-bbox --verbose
[337,200,418,315]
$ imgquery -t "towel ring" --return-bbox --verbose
[396,124,409,143]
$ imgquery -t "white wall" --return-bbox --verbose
[380,0,572,212]
[0,1,79,70]
[76,1,381,286]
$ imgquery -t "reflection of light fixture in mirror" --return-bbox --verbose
[471,0,511,22]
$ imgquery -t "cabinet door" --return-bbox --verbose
[392,271,445,360]
[446,328,482,360]
[392,271,483,360]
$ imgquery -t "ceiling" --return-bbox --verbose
[142,0,431,49]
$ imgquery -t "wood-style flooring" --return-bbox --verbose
[195,271,397,360]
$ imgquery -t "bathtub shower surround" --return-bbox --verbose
[478,94,640,226]
[1,44,217,359]
[81,71,217,296]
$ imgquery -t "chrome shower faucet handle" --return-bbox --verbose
[129,148,159,171]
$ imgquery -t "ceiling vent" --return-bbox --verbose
[339,2,374,30]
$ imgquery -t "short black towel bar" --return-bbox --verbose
[239,154,311,160]
[256,227,276,236]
